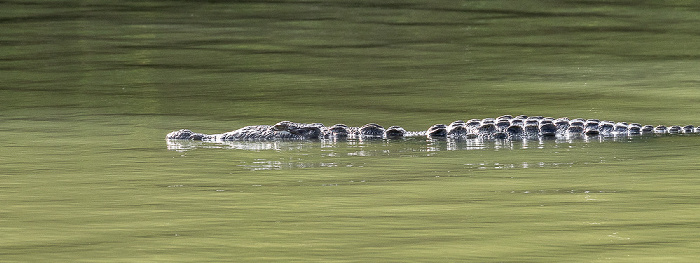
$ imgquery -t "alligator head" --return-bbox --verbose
[166,129,206,140]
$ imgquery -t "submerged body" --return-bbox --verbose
[167,115,699,141]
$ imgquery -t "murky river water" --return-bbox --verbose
[2,1,700,262]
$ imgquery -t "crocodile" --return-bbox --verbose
[166,115,699,141]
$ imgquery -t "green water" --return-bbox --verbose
[2,0,700,262]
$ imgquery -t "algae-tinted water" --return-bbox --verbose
[2,1,700,262]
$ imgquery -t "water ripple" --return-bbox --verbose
[166,134,657,152]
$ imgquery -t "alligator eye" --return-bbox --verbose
[273,121,293,131]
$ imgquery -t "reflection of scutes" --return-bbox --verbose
[166,139,319,151]
[167,136,655,171]
[167,115,700,141]
[168,130,678,153]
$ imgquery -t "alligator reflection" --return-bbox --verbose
[426,134,638,151]
[166,134,649,152]
[167,135,658,170]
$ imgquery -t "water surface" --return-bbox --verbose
[2,0,700,262]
